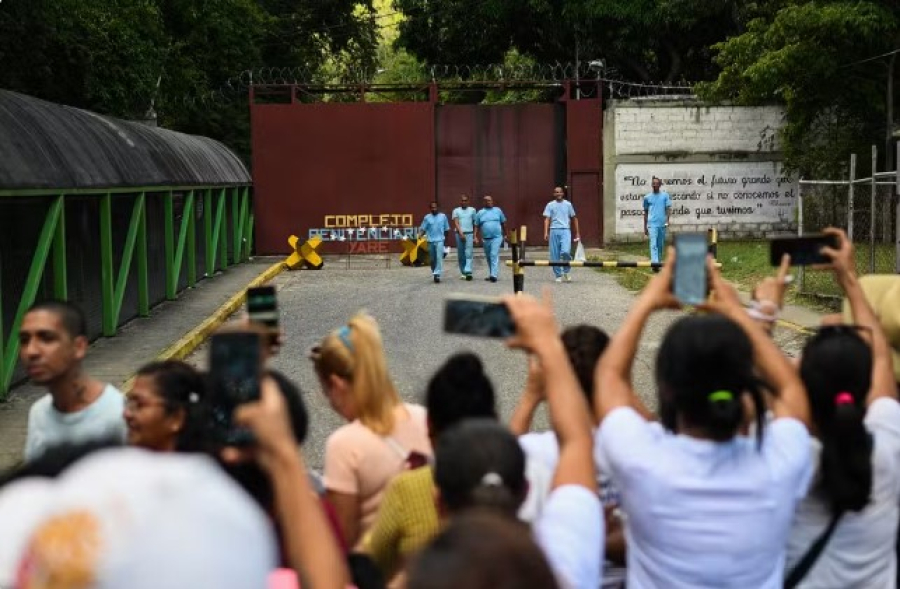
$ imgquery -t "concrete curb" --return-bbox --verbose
[120,261,286,392]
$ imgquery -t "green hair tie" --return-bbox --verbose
[709,390,733,403]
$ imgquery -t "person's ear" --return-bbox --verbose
[168,407,186,433]
[72,335,89,360]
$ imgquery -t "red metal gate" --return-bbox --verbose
[250,86,602,255]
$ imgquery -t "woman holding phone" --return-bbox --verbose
[593,252,813,588]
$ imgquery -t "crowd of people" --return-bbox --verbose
[0,227,899,589]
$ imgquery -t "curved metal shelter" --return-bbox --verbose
[0,90,255,399]
[0,89,249,189]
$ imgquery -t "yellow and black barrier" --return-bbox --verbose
[507,226,720,294]
[285,234,324,270]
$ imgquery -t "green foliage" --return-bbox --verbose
[393,0,756,82]
[698,1,900,176]
[0,0,380,161]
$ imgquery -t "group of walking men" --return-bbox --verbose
[419,177,672,283]
[418,187,582,284]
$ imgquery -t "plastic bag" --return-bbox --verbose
[574,240,586,262]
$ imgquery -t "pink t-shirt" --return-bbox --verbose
[323,403,431,533]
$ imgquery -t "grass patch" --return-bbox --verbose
[599,239,894,313]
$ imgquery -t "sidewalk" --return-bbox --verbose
[0,258,284,471]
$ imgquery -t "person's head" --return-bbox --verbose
[433,419,526,519]
[19,300,89,385]
[483,195,494,209]
[430,201,438,214]
[425,353,497,445]
[800,326,873,512]
[553,186,565,201]
[651,177,662,193]
[561,325,609,413]
[309,312,400,434]
[124,361,208,453]
[217,369,309,515]
[460,194,470,207]
[656,314,766,444]
[407,510,559,589]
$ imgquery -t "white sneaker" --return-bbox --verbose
[460,275,467,280]
[564,274,572,283]
[555,277,562,283]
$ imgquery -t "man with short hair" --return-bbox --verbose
[642,177,672,273]
[20,300,125,461]
[543,186,580,283]
[451,194,477,281]
[419,201,450,284]
[474,195,507,283]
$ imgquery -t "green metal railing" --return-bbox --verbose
[0,184,253,398]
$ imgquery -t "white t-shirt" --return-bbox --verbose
[786,397,900,588]
[24,384,126,461]
[533,484,604,589]
[596,407,813,589]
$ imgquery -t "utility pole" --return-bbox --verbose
[886,53,896,171]
[575,37,581,100]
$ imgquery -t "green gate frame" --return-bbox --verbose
[0,184,253,399]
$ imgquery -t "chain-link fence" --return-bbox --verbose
[798,149,899,299]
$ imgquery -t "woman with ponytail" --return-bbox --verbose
[785,228,900,588]
[594,250,813,588]
[310,312,431,547]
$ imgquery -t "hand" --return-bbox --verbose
[544,233,549,242]
[637,248,681,311]
[458,231,465,240]
[523,355,546,401]
[698,255,745,319]
[220,377,298,473]
[818,227,856,283]
[574,235,580,242]
[752,253,791,311]
[502,290,560,356]
[643,227,648,237]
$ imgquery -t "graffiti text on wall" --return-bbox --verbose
[615,163,798,235]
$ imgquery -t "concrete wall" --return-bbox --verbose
[603,99,799,242]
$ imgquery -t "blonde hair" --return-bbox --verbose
[311,312,401,435]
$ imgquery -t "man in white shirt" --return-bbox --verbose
[20,300,125,461]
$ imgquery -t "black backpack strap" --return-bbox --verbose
[784,510,844,589]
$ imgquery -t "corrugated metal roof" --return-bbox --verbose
[0,89,250,189]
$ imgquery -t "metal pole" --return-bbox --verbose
[164,191,176,299]
[896,142,900,273]
[798,182,805,291]
[871,145,877,273]
[52,194,67,299]
[136,192,149,316]
[848,154,856,241]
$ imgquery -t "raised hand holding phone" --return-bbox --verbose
[673,233,709,306]
[208,331,263,447]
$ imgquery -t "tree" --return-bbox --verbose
[697,1,900,176]
[393,0,759,83]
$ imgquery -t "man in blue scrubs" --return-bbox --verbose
[451,194,477,281]
[642,177,671,273]
[419,201,450,283]
[543,186,581,283]
[474,195,507,283]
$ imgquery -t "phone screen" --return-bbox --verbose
[769,235,838,266]
[247,286,279,329]
[673,233,708,306]
[208,332,262,446]
[443,296,516,338]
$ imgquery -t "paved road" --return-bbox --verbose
[186,256,808,470]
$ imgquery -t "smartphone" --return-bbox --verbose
[769,234,839,266]
[673,233,709,306]
[443,294,516,338]
[208,332,262,446]
[247,286,279,344]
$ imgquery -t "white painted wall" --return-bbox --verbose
[604,100,799,241]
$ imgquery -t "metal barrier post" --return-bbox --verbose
[510,227,524,294]
[871,145,877,273]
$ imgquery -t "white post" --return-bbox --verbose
[848,153,856,241]
[871,145,877,274]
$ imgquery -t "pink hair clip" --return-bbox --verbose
[834,392,854,406]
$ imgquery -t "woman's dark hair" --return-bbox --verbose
[433,419,526,518]
[800,329,873,513]
[561,325,609,408]
[407,510,559,589]
[136,360,208,452]
[656,314,766,445]
[0,436,123,489]
[426,353,497,437]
